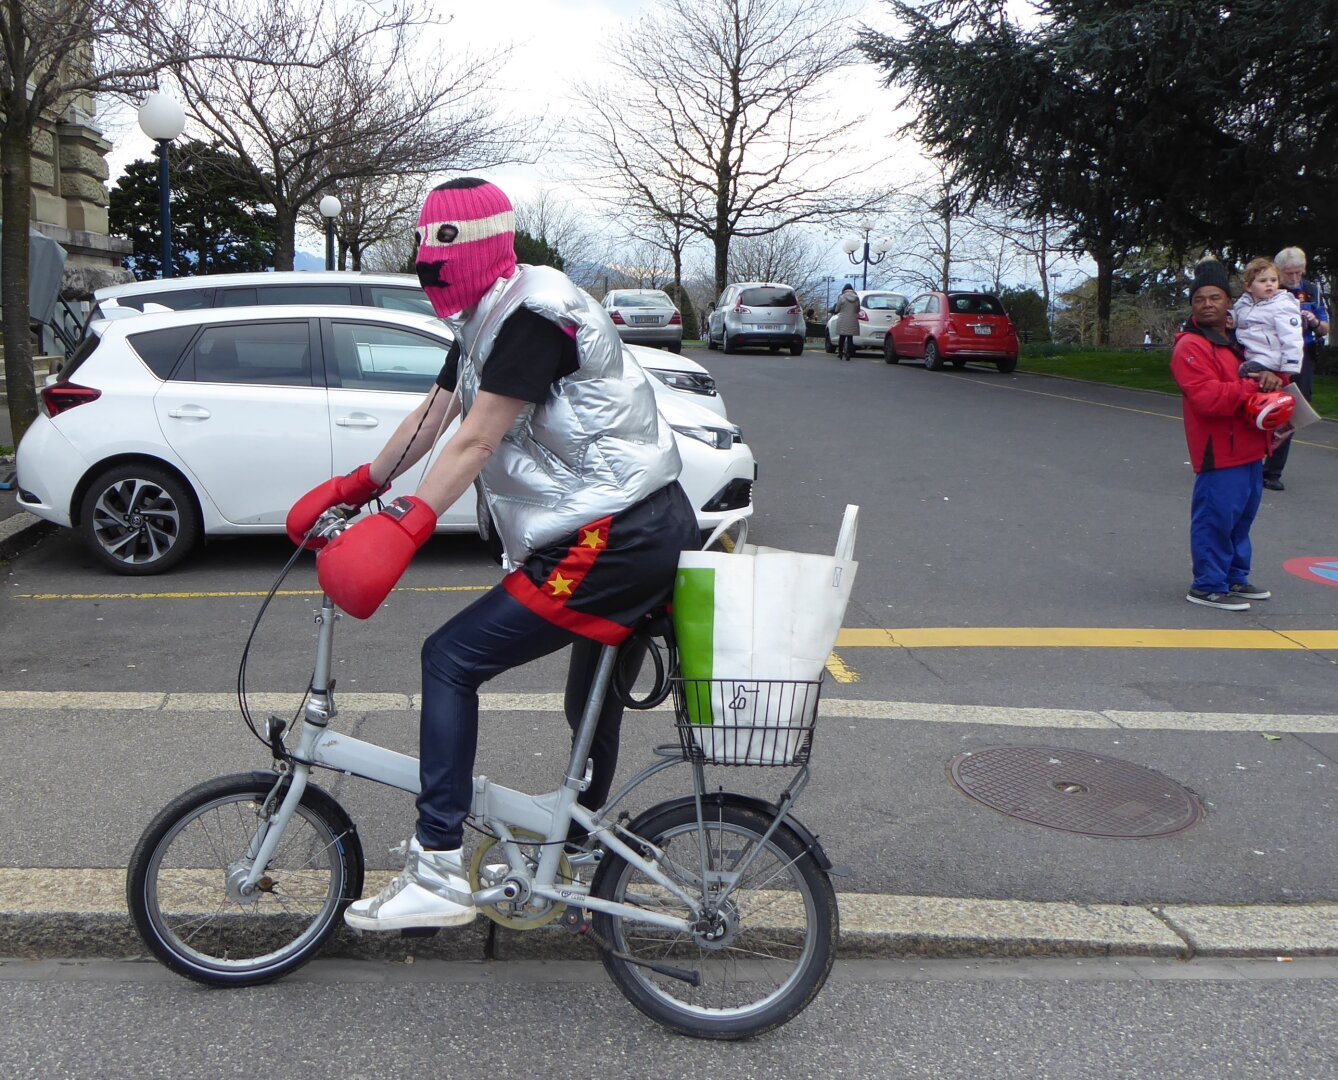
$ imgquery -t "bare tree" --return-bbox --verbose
[728,226,828,301]
[169,0,531,270]
[0,2,218,444]
[299,172,425,271]
[579,0,886,294]
[512,188,603,289]
[887,166,985,293]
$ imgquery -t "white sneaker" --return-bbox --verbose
[344,837,477,932]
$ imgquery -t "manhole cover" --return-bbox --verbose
[949,745,1202,838]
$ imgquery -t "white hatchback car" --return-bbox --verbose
[15,306,755,574]
[824,290,908,356]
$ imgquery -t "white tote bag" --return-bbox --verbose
[672,506,858,764]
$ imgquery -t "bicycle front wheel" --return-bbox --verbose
[127,773,363,986]
[590,799,837,1039]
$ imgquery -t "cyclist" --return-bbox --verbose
[286,178,699,931]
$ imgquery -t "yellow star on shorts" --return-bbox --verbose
[547,572,574,597]
[580,528,605,549]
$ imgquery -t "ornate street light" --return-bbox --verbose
[842,221,892,290]
[137,93,186,279]
[319,195,342,271]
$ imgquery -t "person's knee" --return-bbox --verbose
[422,626,483,690]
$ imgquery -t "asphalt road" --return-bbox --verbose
[2,349,1336,907]
[1,957,1335,1079]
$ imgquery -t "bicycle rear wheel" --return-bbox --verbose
[127,772,363,986]
[590,798,837,1039]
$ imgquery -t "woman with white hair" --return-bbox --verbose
[1264,246,1329,490]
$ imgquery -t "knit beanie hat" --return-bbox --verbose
[415,178,517,319]
[1189,258,1231,299]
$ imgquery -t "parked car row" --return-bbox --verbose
[17,274,753,574]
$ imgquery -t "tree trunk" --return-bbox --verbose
[271,205,296,270]
[1094,251,1114,346]
[2,116,38,448]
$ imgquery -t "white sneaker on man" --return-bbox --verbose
[344,836,477,931]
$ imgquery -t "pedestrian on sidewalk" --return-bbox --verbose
[1170,259,1288,612]
[1262,246,1329,491]
[829,283,860,361]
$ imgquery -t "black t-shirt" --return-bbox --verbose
[436,307,579,403]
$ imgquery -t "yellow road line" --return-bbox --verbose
[836,627,1338,650]
[824,652,860,683]
[15,585,491,601]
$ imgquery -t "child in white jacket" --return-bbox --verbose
[1231,257,1304,376]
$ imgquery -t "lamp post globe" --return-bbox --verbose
[137,93,186,279]
[843,223,889,290]
[320,195,342,271]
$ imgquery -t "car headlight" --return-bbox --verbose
[648,369,718,395]
[671,423,736,450]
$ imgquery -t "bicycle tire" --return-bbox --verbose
[590,798,837,1039]
[127,772,363,987]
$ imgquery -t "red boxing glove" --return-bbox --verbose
[285,463,384,548]
[316,496,437,619]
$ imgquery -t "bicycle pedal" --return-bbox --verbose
[399,927,441,939]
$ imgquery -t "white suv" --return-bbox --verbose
[16,306,755,573]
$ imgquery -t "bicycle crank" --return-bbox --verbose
[467,829,573,930]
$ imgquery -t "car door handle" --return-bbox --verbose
[167,405,211,420]
[336,414,380,428]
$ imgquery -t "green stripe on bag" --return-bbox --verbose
[672,568,715,725]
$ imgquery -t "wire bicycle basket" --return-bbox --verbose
[670,677,823,766]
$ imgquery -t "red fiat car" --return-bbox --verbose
[884,291,1019,373]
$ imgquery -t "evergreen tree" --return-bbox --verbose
[514,229,565,271]
[110,141,277,279]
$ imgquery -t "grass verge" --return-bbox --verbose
[1018,349,1338,419]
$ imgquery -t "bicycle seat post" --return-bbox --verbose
[564,644,619,792]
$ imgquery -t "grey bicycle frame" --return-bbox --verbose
[240,595,700,932]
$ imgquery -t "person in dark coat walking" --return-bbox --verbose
[829,284,860,361]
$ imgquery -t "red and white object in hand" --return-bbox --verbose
[316,496,437,618]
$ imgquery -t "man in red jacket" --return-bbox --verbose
[1171,259,1284,611]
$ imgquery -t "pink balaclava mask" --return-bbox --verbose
[415,178,517,319]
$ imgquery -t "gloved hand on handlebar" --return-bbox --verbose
[316,496,437,618]
[286,463,385,549]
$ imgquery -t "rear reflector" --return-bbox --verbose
[40,382,101,417]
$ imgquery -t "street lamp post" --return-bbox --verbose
[137,93,186,279]
[842,222,892,291]
[1048,270,1061,336]
[319,195,342,271]
[821,274,837,311]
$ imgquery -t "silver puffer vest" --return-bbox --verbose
[446,265,681,570]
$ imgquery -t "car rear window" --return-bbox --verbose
[367,286,435,316]
[108,288,213,312]
[864,294,905,311]
[217,284,356,307]
[948,293,1004,315]
[128,325,200,379]
[613,292,674,309]
[740,287,797,307]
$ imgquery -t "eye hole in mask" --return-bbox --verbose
[416,221,460,248]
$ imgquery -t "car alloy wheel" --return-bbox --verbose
[884,336,899,364]
[78,462,201,575]
[924,340,944,370]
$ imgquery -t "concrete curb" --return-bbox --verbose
[0,512,54,561]
[1,870,1334,963]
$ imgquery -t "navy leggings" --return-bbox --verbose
[415,586,645,851]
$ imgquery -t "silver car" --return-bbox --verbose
[602,289,683,352]
[705,282,805,355]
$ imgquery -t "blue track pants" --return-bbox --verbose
[1189,462,1263,594]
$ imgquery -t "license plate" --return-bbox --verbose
[973,325,993,336]
[870,328,886,338]
[753,323,781,331]
[631,315,658,325]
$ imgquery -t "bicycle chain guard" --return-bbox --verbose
[467,829,573,931]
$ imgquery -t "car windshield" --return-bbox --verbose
[948,293,1005,315]
[740,287,797,307]
[863,294,904,311]
[613,292,674,308]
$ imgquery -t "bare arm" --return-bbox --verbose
[410,390,529,515]
[368,386,462,487]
